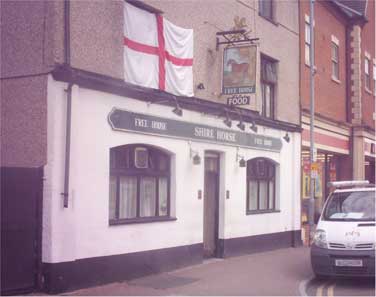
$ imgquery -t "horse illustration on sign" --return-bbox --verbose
[223,46,256,95]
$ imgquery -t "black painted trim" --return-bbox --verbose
[51,65,302,133]
[218,230,302,258]
[109,216,177,225]
[42,243,203,294]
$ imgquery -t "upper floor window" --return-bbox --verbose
[331,40,339,81]
[373,63,376,95]
[259,0,274,21]
[261,55,277,119]
[305,15,311,66]
[365,57,371,91]
[247,158,277,214]
[109,144,171,224]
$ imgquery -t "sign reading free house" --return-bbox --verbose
[108,108,282,151]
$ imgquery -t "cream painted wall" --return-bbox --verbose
[43,76,301,263]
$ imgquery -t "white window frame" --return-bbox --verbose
[364,53,371,92]
[304,14,311,66]
[331,35,340,82]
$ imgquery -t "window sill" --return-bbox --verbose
[331,76,341,84]
[109,216,177,226]
[258,13,279,26]
[365,88,373,95]
[247,209,281,215]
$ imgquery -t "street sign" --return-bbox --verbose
[312,147,317,162]
[311,162,319,179]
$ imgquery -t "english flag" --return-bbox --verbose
[124,2,194,97]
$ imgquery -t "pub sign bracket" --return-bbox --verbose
[216,29,259,51]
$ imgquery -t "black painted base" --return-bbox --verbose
[42,230,302,294]
[42,243,203,294]
[218,230,302,258]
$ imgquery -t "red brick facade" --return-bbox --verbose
[300,0,348,122]
[361,0,375,129]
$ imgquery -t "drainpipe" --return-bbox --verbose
[61,0,72,207]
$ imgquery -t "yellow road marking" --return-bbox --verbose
[327,283,336,297]
[316,283,326,296]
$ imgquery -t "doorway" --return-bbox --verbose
[1,167,43,294]
[203,152,220,258]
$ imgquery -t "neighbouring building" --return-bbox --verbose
[1,0,301,294]
[299,0,375,243]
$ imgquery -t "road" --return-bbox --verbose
[63,246,375,296]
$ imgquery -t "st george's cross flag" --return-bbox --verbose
[124,2,194,97]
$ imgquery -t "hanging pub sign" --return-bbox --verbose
[222,45,257,105]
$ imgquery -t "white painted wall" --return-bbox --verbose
[43,76,301,263]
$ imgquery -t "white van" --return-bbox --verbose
[311,181,375,278]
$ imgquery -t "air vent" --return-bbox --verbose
[355,243,374,250]
[329,243,346,249]
[134,147,148,169]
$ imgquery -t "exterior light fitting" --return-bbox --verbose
[236,147,246,168]
[197,83,205,90]
[189,141,201,165]
[223,114,232,128]
[283,132,290,143]
[236,110,245,131]
[237,121,245,131]
[250,121,258,133]
[172,96,183,116]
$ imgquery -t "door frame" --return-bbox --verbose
[203,151,221,258]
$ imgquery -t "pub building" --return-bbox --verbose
[1,0,303,294]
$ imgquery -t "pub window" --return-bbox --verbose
[109,144,171,224]
[247,158,277,213]
[261,55,277,119]
[259,0,274,21]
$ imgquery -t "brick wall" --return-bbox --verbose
[300,0,348,123]
[361,0,375,129]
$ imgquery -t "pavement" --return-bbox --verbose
[62,246,315,296]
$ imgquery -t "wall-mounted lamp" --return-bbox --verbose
[197,83,205,90]
[283,132,290,143]
[236,147,246,168]
[172,96,183,116]
[189,142,201,165]
[250,120,258,133]
[147,96,183,117]
[223,110,232,128]
[237,120,245,131]
[236,110,245,131]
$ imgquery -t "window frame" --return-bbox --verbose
[259,0,274,22]
[331,41,339,81]
[246,158,278,214]
[365,57,371,91]
[305,16,311,66]
[109,144,174,225]
[260,55,277,119]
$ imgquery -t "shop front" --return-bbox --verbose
[300,117,351,244]
[41,75,301,293]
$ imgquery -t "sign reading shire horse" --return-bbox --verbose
[222,45,257,99]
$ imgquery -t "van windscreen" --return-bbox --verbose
[323,190,375,221]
